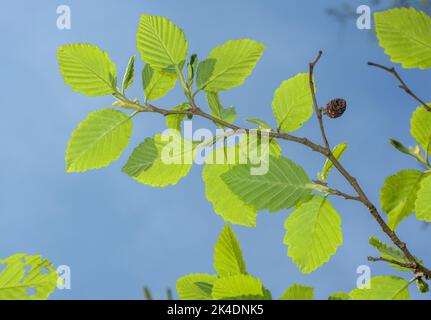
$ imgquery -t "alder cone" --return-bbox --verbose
[324,98,347,119]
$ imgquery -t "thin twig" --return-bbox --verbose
[368,62,431,112]
[368,256,416,270]
[309,51,330,149]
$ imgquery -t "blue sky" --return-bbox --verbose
[0,0,430,299]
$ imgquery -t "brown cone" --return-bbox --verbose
[324,98,347,119]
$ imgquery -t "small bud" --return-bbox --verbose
[417,278,430,293]
[323,98,347,119]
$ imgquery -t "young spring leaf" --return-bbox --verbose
[57,43,117,96]
[213,225,247,277]
[380,170,424,230]
[197,39,265,92]
[272,73,314,132]
[0,254,58,300]
[245,118,271,129]
[318,143,348,182]
[206,92,237,127]
[66,108,133,172]
[328,292,351,300]
[411,106,431,154]
[389,139,411,156]
[202,147,258,227]
[187,54,198,87]
[415,174,431,222]
[166,104,189,132]
[375,8,431,69]
[221,156,311,212]
[136,15,188,73]
[121,56,135,93]
[142,64,177,101]
[369,236,411,271]
[122,133,193,187]
[211,274,269,300]
[279,284,314,300]
[176,274,217,300]
[284,195,343,274]
[349,276,410,300]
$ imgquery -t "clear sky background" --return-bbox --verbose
[0,0,430,300]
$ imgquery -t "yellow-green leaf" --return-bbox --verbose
[213,225,247,277]
[375,8,431,69]
[123,133,193,187]
[318,143,347,182]
[0,254,58,300]
[272,73,314,132]
[137,15,188,72]
[284,195,343,274]
[142,64,177,101]
[197,39,265,92]
[416,174,431,222]
[66,108,133,172]
[212,275,268,300]
[57,43,117,96]
[380,170,424,230]
[411,105,431,154]
[349,276,410,300]
[279,284,314,300]
[176,274,217,300]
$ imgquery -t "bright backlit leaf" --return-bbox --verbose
[318,143,348,182]
[279,284,314,300]
[197,39,265,92]
[349,276,410,300]
[142,64,177,101]
[272,73,314,132]
[202,147,258,227]
[380,170,424,230]
[166,104,189,132]
[411,105,431,154]
[66,108,133,172]
[137,15,188,72]
[206,92,237,127]
[176,274,217,300]
[369,236,411,271]
[121,56,135,93]
[416,174,431,222]
[375,8,431,69]
[0,254,58,300]
[212,275,268,300]
[57,43,117,96]
[214,225,247,277]
[284,195,343,274]
[123,133,193,187]
[222,156,311,212]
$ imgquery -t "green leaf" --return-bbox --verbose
[284,195,343,274]
[279,284,314,300]
[57,43,117,96]
[66,108,133,172]
[369,236,410,271]
[222,156,311,212]
[187,54,199,86]
[122,56,135,93]
[416,174,431,222]
[142,64,177,101]
[136,15,188,72]
[202,147,258,227]
[123,133,193,187]
[214,225,247,277]
[411,106,431,154]
[349,276,410,300]
[375,8,431,69]
[197,39,265,92]
[212,275,269,300]
[245,118,272,129]
[380,170,424,230]
[272,73,313,132]
[0,254,58,300]
[318,143,347,182]
[166,104,189,132]
[328,292,351,300]
[389,139,411,156]
[176,274,217,300]
[206,92,237,127]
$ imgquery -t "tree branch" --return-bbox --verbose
[113,53,431,279]
[368,256,416,270]
[368,62,431,112]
